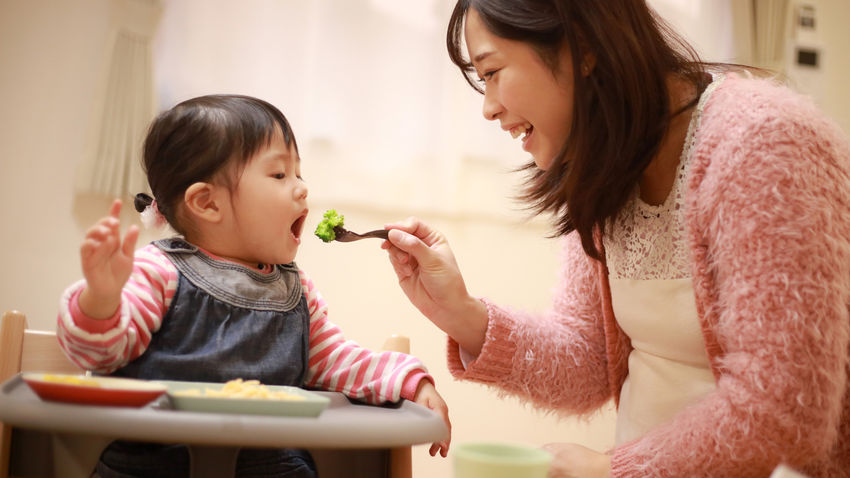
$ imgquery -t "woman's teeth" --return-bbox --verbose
[510,123,532,140]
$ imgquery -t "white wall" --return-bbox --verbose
[784,0,850,134]
[648,0,738,62]
[1,1,848,476]
[0,0,121,343]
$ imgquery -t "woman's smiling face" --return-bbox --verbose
[464,8,576,170]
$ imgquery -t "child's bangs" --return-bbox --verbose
[232,104,297,163]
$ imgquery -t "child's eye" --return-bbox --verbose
[272,173,285,179]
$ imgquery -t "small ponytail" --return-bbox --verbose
[134,192,154,213]
[135,192,167,229]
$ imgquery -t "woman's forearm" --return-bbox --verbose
[442,295,489,356]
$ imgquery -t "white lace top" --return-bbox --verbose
[604,76,725,445]
[604,76,724,280]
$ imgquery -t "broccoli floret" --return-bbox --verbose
[314,209,344,242]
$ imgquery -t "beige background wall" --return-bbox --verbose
[1,1,847,476]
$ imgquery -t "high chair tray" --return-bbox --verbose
[0,373,447,448]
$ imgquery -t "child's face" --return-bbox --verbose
[226,129,308,266]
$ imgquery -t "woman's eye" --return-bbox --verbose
[477,69,499,83]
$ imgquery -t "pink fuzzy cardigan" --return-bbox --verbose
[448,74,850,477]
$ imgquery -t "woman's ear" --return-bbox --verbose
[581,52,596,77]
[572,33,596,77]
[183,182,223,224]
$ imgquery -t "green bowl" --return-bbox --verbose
[157,380,330,417]
[454,442,551,478]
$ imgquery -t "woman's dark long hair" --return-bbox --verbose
[447,0,709,260]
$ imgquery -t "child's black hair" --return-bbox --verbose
[136,95,298,234]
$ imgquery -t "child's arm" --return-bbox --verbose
[412,379,451,457]
[299,271,431,404]
[77,199,140,318]
[300,271,452,456]
[57,201,177,373]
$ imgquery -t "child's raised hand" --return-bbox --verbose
[413,380,451,457]
[78,199,140,319]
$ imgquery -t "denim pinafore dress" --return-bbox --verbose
[98,238,317,478]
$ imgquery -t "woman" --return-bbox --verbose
[382,0,850,476]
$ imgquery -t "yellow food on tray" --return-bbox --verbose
[41,374,101,387]
[173,379,305,401]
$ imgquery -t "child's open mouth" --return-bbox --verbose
[291,215,306,239]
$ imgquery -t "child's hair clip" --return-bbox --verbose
[134,192,168,229]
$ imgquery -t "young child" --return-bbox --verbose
[57,94,450,478]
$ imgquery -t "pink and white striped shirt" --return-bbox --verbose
[57,244,430,404]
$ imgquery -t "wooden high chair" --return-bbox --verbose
[0,310,417,478]
[0,310,84,478]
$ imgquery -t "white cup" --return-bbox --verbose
[454,442,552,478]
